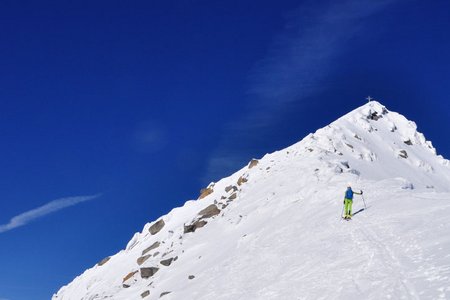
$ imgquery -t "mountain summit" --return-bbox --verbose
[53,102,450,300]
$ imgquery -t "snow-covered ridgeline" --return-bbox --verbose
[53,101,450,300]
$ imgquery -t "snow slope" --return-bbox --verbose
[53,101,450,300]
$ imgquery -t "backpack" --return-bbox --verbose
[345,189,353,200]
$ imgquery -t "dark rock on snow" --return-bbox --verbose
[184,220,207,233]
[198,204,220,218]
[198,187,214,199]
[399,150,408,159]
[149,219,165,235]
[122,270,138,288]
[160,257,174,266]
[225,185,237,193]
[142,241,160,256]
[137,255,151,266]
[404,139,413,145]
[140,267,159,279]
[97,256,111,267]
[228,193,237,200]
[248,159,259,169]
[237,176,248,186]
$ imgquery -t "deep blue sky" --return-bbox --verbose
[0,1,449,299]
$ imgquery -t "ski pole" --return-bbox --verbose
[361,194,367,209]
[340,204,344,220]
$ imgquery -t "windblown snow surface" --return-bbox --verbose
[53,101,450,300]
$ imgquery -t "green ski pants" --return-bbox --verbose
[344,198,353,217]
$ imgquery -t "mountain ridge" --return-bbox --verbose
[53,101,450,300]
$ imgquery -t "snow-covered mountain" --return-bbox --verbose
[53,101,450,300]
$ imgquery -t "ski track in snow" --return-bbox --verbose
[53,102,450,300]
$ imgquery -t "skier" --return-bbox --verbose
[343,184,363,219]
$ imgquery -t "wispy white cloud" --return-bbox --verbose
[0,194,100,233]
[248,0,396,105]
[203,0,397,182]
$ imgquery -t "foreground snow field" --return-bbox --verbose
[53,101,450,300]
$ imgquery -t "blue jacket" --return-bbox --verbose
[345,188,354,200]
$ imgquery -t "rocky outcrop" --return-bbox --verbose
[225,185,238,193]
[198,204,220,218]
[399,150,408,159]
[404,139,413,145]
[97,256,110,267]
[198,187,214,199]
[237,176,248,186]
[160,257,174,266]
[137,255,151,266]
[248,159,259,169]
[184,220,207,233]
[368,110,382,120]
[149,219,165,235]
[142,241,160,256]
[140,267,159,279]
[122,270,138,288]
[228,193,237,201]
[188,275,195,280]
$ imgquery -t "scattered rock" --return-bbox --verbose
[401,182,414,190]
[248,159,259,169]
[184,220,207,233]
[228,193,237,200]
[188,275,195,280]
[404,139,413,146]
[122,270,139,288]
[123,270,138,282]
[142,241,161,256]
[198,187,214,199]
[137,255,151,266]
[341,161,350,169]
[334,166,343,174]
[149,219,165,235]
[198,204,220,218]
[160,258,174,266]
[141,290,150,298]
[345,143,354,149]
[398,150,408,159]
[354,134,361,140]
[97,256,111,267]
[162,250,173,258]
[140,267,159,279]
[153,252,160,257]
[237,176,248,186]
[225,185,238,193]
[368,111,381,120]
[160,292,171,298]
